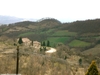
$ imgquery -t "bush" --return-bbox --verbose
[85,60,100,75]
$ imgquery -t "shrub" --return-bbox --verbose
[85,60,100,75]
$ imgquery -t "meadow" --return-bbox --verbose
[18,32,34,37]
[51,30,77,36]
[46,37,71,47]
[69,40,91,47]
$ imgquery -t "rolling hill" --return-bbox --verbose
[0,18,100,49]
[61,19,100,35]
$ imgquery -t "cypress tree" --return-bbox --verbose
[18,37,23,44]
[47,40,50,47]
[79,58,82,65]
[43,41,45,46]
[85,60,100,75]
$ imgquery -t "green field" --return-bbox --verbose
[93,36,100,40]
[18,32,34,37]
[46,29,55,33]
[18,29,55,36]
[51,30,77,36]
[45,37,70,47]
[69,40,91,47]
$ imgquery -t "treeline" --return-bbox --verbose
[9,21,36,27]
[61,19,100,34]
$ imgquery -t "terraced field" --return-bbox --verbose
[69,40,91,47]
[46,37,71,47]
[51,30,77,36]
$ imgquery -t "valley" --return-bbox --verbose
[0,18,100,75]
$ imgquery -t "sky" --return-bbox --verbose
[0,0,100,22]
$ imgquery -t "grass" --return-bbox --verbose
[93,36,100,40]
[46,29,55,33]
[45,37,70,47]
[69,40,91,47]
[18,32,34,37]
[2,27,9,31]
[51,30,77,36]
[18,29,55,37]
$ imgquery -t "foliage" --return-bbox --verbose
[79,58,82,65]
[56,44,70,59]
[18,37,23,44]
[63,19,100,34]
[43,47,46,51]
[43,41,46,46]
[27,34,47,42]
[85,61,100,75]
[47,40,50,47]
[0,53,70,75]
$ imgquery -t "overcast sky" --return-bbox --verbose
[0,0,100,22]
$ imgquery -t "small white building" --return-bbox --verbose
[17,38,41,49]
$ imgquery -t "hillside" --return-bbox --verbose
[61,19,100,35]
[1,18,100,34]
[0,18,100,49]
[1,18,100,74]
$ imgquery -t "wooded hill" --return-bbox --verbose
[62,19,100,34]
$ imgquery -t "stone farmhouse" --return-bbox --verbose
[17,38,41,49]
[21,38,31,46]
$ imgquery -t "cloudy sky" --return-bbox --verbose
[0,0,100,22]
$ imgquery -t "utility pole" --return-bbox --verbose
[16,46,19,75]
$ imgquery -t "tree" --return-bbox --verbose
[43,41,45,46]
[85,60,100,75]
[40,47,42,52]
[47,40,50,47]
[43,47,46,51]
[32,40,33,46]
[18,37,23,44]
[41,42,43,46]
[79,58,82,65]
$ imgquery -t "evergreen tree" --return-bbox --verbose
[18,37,23,44]
[85,60,100,75]
[79,58,82,65]
[64,56,67,60]
[47,40,50,47]
[40,47,42,52]
[43,41,45,46]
